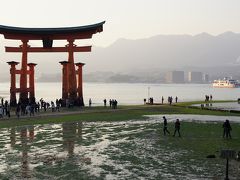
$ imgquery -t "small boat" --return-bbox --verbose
[213,77,240,88]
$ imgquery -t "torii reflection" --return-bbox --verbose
[10,127,16,147]
[19,125,34,178]
[62,121,82,157]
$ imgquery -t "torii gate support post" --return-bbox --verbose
[28,63,37,104]
[19,40,29,104]
[67,39,77,105]
[7,61,19,106]
[75,62,85,106]
[59,61,69,107]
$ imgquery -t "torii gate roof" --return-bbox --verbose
[0,21,105,40]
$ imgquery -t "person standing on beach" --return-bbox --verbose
[163,116,170,135]
[103,99,107,107]
[89,98,92,107]
[223,119,232,139]
[0,105,3,118]
[210,94,213,101]
[109,99,112,107]
[173,119,181,137]
[16,104,20,118]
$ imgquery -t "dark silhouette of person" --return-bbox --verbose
[163,116,170,135]
[161,96,164,104]
[173,119,181,137]
[175,96,178,103]
[149,97,153,105]
[205,95,209,102]
[89,98,92,107]
[16,104,21,118]
[103,99,107,107]
[223,119,232,139]
[109,99,112,107]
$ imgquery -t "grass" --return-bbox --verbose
[166,122,240,155]
[0,102,239,128]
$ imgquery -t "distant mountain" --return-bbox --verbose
[82,32,240,73]
[1,32,240,82]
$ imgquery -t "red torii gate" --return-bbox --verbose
[0,21,105,106]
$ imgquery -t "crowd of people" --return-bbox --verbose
[100,98,118,109]
[205,94,213,102]
[89,98,118,109]
[0,97,64,119]
[144,96,179,105]
[0,99,11,118]
[0,96,121,119]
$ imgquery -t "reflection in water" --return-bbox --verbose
[63,122,76,156]
[20,127,30,178]
[10,127,16,147]
[29,125,34,141]
[0,119,238,179]
[19,126,35,178]
[62,122,82,157]
[77,121,83,139]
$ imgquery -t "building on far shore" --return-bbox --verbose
[203,74,210,83]
[188,71,203,83]
[165,71,185,83]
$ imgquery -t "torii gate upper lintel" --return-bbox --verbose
[0,21,105,106]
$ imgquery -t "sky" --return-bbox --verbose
[0,0,240,47]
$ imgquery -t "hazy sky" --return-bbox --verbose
[0,0,240,46]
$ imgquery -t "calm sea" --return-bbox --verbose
[0,82,240,105]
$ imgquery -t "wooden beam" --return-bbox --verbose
[5,46,92,53]
[3,32,94,40]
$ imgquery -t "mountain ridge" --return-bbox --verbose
[1,31,240,81]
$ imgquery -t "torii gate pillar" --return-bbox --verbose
[75,62,85,106]
[7,61,19,106]
[67,39,78,105]
[59,61,69,107]
[28,63,37,104]
[19,40,29,105]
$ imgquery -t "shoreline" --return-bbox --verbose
[0,100,239,128]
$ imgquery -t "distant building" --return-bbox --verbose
[203,74,210,83]
[188,71,203,83]
[165,71,185,83]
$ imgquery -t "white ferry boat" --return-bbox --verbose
[213,78,240,88]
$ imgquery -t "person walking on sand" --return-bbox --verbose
[223,119,232,139]
[173,119,181,137]
[163,116,170,135]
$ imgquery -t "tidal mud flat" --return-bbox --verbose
[0,115,239,179]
